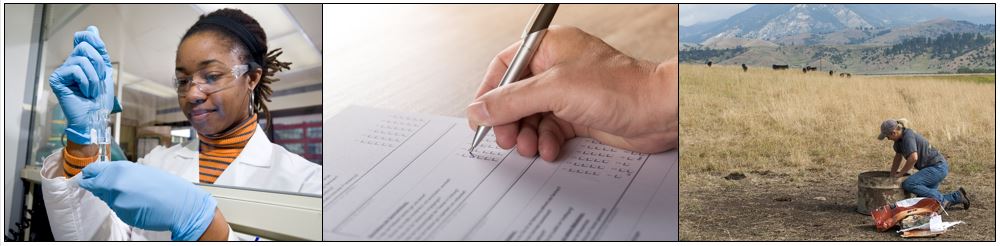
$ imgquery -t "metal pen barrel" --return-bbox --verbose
[469,4,558,153]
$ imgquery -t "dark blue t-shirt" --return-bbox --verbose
[893,128,945,169]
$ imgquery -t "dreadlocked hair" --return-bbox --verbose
[255,48,292,136]
[181,8,292,138]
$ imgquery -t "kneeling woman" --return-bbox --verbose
[878,118,970,210]
[41,9,319,241]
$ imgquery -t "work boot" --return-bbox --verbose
[958,187,971,210]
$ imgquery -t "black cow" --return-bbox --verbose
[839,72,852,78]
[829,70,834,76]
[741,63,748,72]
[706,61,713,67]
[772,64,789,70]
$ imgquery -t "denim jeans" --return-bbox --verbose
[902,161,962,205]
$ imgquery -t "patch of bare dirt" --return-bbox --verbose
[680,169,995,241]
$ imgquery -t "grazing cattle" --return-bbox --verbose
[772,64,789,70]
[706,61,713,67]
[829,70,834,76]
[802,66,817,73]
[839,72,852,78]
[742,63,748,72]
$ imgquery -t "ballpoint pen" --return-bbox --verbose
[469,4,559,154]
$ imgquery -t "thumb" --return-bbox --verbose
[104,69,116,101]
[87,26,100,36]
[78,161,114,190]
[75,26,108,57]
[81,161,114,178]
[467,73,563,127]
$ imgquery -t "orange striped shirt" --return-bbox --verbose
[62,145,109,177]
[197,114,257,184]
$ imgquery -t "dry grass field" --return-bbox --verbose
[679,64,995,240]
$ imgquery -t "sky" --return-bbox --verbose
[679,4,753,27]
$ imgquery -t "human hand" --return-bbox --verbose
[48,26,115,145]
[78,161,218,241]
[466,26,678,161]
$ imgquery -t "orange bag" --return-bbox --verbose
[870,197,942,232]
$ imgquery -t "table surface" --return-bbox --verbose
[324,4,678,119]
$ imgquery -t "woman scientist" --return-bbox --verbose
[39,9,320,241]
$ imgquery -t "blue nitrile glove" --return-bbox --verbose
[78,161,218,241]
[48,26,115,145]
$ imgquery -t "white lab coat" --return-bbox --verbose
[38,127,321,241]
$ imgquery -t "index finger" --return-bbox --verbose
[474,41,521,99]
[475,25,585,102]
[468,42,520,131]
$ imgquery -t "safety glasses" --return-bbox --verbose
[174,64,249,96]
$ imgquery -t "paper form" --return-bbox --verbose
[323,106,677,241]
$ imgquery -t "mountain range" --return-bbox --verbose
[681,4,994,48]
[679,4,996,73]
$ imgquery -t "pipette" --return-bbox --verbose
[90,72,112,162]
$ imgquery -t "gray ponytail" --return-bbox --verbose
[896,118,909,130]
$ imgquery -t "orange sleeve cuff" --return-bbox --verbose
[62,147,107,177]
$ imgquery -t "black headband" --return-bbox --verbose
[196,15,264,66]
